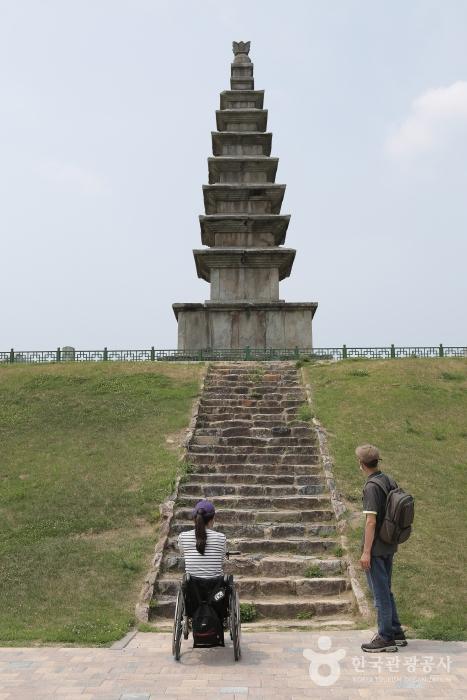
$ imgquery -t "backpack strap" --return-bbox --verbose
[366,474,397,497]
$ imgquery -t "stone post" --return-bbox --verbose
[61,346,76,361]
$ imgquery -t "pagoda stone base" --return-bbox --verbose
[173,302,317,350]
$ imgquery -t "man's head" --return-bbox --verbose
[355,444,380,473]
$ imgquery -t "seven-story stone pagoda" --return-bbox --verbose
[173,41,318,350]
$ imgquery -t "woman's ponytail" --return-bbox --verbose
[195,509,208,554]
[191,500,215,555]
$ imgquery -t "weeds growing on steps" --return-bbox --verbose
[240,602,257,623]
[296,610,315,620]
[304,565,324,578]
[297,404,313,422]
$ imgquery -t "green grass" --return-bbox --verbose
[304,358,467,641]
[0,361,203,645]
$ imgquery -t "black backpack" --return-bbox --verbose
[191,581,225,648]
[367,475,415,545]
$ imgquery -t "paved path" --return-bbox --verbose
[0,630,465,699]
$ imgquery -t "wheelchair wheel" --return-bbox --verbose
[229,584,241,661]
[172,586,184,661]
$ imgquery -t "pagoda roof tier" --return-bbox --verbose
[173,300,318,320]
[193,247,296,282]
[199,214,290,247]
[216,109,267,132]
[208,157,278,184]
[220,90,264,110]
[203,184,285,215]
[212,132,272,157]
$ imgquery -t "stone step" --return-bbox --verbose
[208,370,296,374]
[161,553,344,577]
[204,380,299,386]
[166,537,337,555]
[169,521,335,538]
[174,507,334,523]
[194,426,313,438]
[155,575,349,598]
[204,384,302,392]
[176,494,329,509]
[208,365,295,372]
[181,472,323,485]
[153,616,358,632]
[199,399,304,408]
[188,444,318,455]
[190,437,315,448]
[196,419,311,429]
[187,452,319,465]
[178,483,325,497]
[197,408,300,418]
[203,390,305,400]
[151,593,353,619]
[183,463,320,475]
[198,406,286,416]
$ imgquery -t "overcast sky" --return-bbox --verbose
[1,0,466,350]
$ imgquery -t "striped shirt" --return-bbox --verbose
[177,528,227,578]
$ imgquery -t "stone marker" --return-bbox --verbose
[173,41,318,350]
[61,346,75,361]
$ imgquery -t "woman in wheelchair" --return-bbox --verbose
[172,499,241,661]
[177,499,227,578]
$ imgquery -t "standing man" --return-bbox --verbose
[357,444,407,652]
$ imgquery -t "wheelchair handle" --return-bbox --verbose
[226,550,241,558]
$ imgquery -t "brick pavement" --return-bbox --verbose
[0,630,465,699]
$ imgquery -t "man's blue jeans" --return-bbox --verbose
[365,553,403,641]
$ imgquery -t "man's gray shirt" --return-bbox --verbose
[361,470,398,556]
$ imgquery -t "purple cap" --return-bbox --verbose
[191,499,216,518]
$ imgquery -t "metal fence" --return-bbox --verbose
[0,345,466,364]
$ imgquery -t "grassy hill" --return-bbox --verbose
[0,361,203,645]
[303,358,467,641]
[1,357,465,645]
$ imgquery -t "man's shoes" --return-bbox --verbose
[394,630,408,647]
[361,633,398,653]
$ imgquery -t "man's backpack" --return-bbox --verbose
[190,579,225,648]
[367,475,415,544]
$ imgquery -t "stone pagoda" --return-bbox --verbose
[173,41,318,350]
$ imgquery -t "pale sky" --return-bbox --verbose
[1,0,466,350]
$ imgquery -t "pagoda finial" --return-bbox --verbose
[232,40,251,64]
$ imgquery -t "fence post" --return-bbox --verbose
[56,347,61,362]
[151,346,155,361]
[342,344,347,360]
[294,346,299,359]
[103,346,108,361]
[390,344,396,359]
[245,345,251,361]
[9,348,14,363]
[199,349,204,361]
[439,344,444,357]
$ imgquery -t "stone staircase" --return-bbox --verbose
[151,362,356,629]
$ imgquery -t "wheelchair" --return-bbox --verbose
[172,557,241,661]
